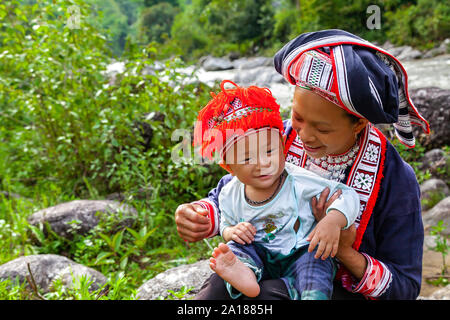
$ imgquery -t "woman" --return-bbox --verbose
[175,29,429,300]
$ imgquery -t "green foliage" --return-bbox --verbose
[138,2,180,44]
[430,221,449,276]
[421,191,446,211]
[0,0,224,300]
[159,285,194,300]
[166,0,275,59]
[389,138,431,184]
[0,0,221,198]
[385,0,450,49]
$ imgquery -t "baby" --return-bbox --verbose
[193,80,360,299]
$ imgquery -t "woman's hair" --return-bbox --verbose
[346,112,360,124]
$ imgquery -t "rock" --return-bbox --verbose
[409,87,450,149]
[232,57,273,69]
[388,45,410,57]
[420,179,450,210]
[418,148,450,183]
[28,200,138,238]
[426,39,450,58]
[422,197,450,236]
[419,285,450,300]
[137,260,213,300]
[396,46,423,61]
[234,66,286,87]
[423,44,447,59]
[419,149,447,170]
[202,56,234,71]
[381,40,395,50]
[0,254,107,294]
[425,285,450,299]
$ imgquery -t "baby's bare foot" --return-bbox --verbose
[209,243,260,297]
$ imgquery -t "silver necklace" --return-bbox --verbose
[245,170,287,206]
[305,141,360,182]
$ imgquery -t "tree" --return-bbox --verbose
[202,0,275,45]
[138,2,180,44]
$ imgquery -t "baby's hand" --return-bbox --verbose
[224,222,257,245]
[306,210,347,260]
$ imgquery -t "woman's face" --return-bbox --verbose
[291,87,368,159]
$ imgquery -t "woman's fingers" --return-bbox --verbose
[311,188,330,222]
[175,203,211,242]
[317,187,330,212]
[326,189,342,208]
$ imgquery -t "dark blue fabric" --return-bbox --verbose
[273,29,401,124]
[205,121,423,299]
[357,139,423,299]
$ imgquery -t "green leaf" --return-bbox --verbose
[112,229,124,253]
[95,251,114,265]
[119,256,128,270]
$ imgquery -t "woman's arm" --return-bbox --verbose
[312,145,424,299]
[335,226,367,280]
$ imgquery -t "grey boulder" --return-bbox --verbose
[422,197,450,236]
[28,200,138,238]
[420,179,450,210]
[0,254,107,294]
[202,56,234,71]
[137,260,213,300]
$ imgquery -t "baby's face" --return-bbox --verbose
[225,129,285,190]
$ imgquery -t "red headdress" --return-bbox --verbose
[193,80,284,172]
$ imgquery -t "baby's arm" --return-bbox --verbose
[218,186,257,245]
[222,222,257,245]
[306,185,359,260]
[294,169,360,260]
[306,209,348,260]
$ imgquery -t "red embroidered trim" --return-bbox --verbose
[353,253,392,298]
[192,200,216,238]
[352,126,387,250]
[284,127,297,158]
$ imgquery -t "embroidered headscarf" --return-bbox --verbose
[194,80,284,172]
[274,29,430,148]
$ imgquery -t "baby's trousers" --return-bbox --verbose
[227,241,336,300]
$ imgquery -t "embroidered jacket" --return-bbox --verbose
[194,120,424,300]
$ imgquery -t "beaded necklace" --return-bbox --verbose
[305,140,360,182]
[244,170,287,206]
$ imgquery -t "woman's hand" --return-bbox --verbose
[310,187,342,222]
[175,202,211,242]
[222,222,257,245]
